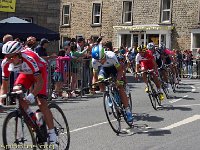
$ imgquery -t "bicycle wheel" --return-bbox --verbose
[162,84,170,99]
[147,83,158,110]
[122,92,133,126]
[2,111,36,150]
[103,92,121,134]
[169,72,176,93]
[48,103,70,150]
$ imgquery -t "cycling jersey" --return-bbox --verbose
[135,51,155,70]
[151,50,163,68]
[1,49,48,95]
[92,51,120,71]
[162,49,173,64]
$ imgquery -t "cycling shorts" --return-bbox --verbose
[140,61,154,71]
[98,65,117,80]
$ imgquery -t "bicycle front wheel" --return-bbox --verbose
[103,92,121,134]
[147,83,158,110]
[48,103,70,150]
[2,111,36,150]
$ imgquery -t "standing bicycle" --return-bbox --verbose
[0,41,66,149]
[91,41,133,126]
[0,90,70,150]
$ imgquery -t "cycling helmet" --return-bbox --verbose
[137,45,147,52]
[2,41,23,54]
[92,44,105,60]
[159,43,166,50]
[147,42,155,50]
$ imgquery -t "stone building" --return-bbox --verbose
[60,0,200,53]
[0,0,60,53]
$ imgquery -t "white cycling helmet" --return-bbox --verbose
[2,41,23,54]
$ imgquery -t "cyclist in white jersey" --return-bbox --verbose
[92,44,133,122]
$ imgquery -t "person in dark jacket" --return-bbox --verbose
[34,38,49,57]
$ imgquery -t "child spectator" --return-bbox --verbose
[52,50,70,99]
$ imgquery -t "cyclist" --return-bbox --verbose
[147,42,170,89]
[0,41,58,148]
[91,44,133,122]
[159,43,178,84]
[135,45,164,101]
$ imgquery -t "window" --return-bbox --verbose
[92,3,101,24]
[60,36,69,48]
[199,7,200,23]
[161,0,171,23]
[62,5,70,25]
[122,1,132,23]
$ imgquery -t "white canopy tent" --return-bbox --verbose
[0,16,29,23]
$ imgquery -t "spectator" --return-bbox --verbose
[0,34,13,89]
[104,41,113,51]
[69,41,88,97]
[35,38,50,58]
[52,50,70,99]
[26,36,37,50]
[196,48,200,79]
[77,37,85,52]
[0,34,13,59]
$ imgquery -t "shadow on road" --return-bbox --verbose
[133,113,164,122]
[118,125,171,137]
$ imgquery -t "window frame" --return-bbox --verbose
[62,4,71,26]
[160,0,172,24]
[91,2,102,26]
[122,1,133,24]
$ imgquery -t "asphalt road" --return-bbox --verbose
[0,74,200,150]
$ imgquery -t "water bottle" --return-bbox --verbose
[35,109,44,127]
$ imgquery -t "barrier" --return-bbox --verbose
[181,59,200,79]
[47,57,93,100]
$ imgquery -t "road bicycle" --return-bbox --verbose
[164,64,176,93]
[158,67,170,99]
[92,77,133,135]
[0,90,70,150]
[138,69,162,110]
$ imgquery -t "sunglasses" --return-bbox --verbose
[6,54,18,60]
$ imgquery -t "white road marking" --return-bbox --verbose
[175,103,200,107]
[169,95,188,103]
[191,86,196,92]
[161,115,200,130]
[70,121,109,133]
[137,115,200,134]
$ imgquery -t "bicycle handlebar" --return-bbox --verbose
[137,69,155,75]
[0,90,23,99]
[90,77,113,87]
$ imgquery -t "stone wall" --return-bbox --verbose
[60,0,200,50]
[171,0,200,50]
[0,0,60,54]
[60,0,115,42]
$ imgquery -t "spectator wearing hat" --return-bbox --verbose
[34,38,50,57]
